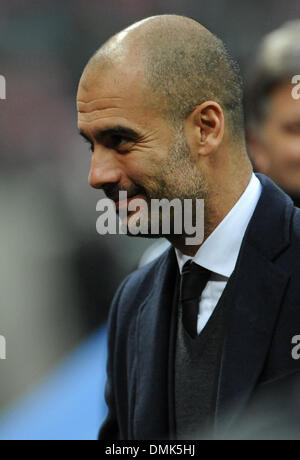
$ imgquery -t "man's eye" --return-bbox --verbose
[106,135,130,150]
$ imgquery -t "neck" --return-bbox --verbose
[167,161,253,256]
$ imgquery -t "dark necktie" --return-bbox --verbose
[179,260,211,339]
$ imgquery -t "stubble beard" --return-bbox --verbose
[125,128,208,238]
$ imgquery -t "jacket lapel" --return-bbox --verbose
[133,246,178,440]
[215,242,290,437]
[215,174,293,437]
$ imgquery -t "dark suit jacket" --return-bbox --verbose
[99,174,300,440]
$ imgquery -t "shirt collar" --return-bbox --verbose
[175,173,262,278]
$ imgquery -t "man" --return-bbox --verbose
[246,20,300,208]
[77,15,300,440]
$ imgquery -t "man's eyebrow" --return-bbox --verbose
[79,126,142,143]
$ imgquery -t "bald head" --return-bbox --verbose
[82,15,245,141]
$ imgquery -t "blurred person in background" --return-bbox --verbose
[246,20,300,207]
[77,15,300,440]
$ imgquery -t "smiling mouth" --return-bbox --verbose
[115,195,146,213]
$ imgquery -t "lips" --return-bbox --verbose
[115,195,145,212]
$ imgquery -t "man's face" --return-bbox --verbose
[77,62,206,235]
[250,83,300,198]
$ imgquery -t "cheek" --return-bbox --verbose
[126,146,167,174]
[120,158,159,193]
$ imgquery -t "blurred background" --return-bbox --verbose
[0,0,300,440]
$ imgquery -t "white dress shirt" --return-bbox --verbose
[175,173,262,335]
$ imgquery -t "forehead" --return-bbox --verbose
[77,63,155,132]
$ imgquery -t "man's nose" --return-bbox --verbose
[88,151,122,189]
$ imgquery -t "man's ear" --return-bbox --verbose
[185,101,225,157]
[247,129,271,173]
